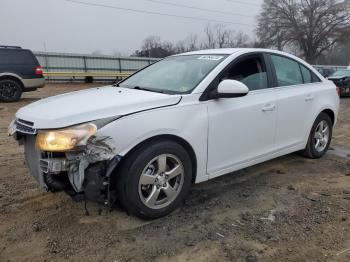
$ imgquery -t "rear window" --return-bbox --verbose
[300,65,321,83]
[0,49,36,65]
[271,55,303,87]
[300,65,312,83]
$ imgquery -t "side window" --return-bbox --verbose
[0,50,35,65]
[300,64,321,83]
[271,55,303,87]
[300,65,312,83]
[221,55,268,91]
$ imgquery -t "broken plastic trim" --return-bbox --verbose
[105,155,122,210]
[65,136,117,192]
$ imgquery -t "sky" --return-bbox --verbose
[1,0,263,56]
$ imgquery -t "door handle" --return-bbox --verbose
[262,104,276,112]
[305,94,314,102]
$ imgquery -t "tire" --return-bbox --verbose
[0,79,23,102]
[116,140,193,219]
[300,112,333,159]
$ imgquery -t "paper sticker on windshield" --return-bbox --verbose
[198,55,224,61]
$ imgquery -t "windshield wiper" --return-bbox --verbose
[133,86,164,93]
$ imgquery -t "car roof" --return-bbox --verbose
[176,48,293,56]
[176,48,242,55]
[0,48,34,54]
[176,48,320,72]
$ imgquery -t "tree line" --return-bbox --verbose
[131,24,255,58]
[132,0,350,65]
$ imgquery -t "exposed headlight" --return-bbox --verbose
[35,123,97,152]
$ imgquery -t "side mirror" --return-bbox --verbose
[211,79,249,99]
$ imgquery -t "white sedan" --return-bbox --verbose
[9,48,339,219]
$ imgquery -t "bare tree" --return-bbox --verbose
[257,0,350,63]
[185,34,199,51]
[215,24,229,48]
[135,36,177,58]
[133,24,255,58]
[141,36,162,57]
[316,41,350,65]
[204,24,251,49]
[175,40,187,53]
[175,35,199,53]
[227,31,251,48]
[203,24,217,49]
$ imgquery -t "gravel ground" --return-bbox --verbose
[0,83,350,262]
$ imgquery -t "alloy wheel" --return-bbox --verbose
[138,154,184,210]
[313,120,330,153]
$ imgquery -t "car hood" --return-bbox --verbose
[16,86,181,129]
[328,75,349,80]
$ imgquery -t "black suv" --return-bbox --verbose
[0,46,45,102]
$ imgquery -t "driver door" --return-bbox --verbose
[206,53,277,178]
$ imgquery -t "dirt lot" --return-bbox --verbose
[0,84,350,262]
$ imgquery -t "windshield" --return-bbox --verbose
[330,70,350,77]
[119,54,228,94]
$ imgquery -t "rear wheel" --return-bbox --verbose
[116,140,192,219]
[300,112,333,159]
[0,79,23,102]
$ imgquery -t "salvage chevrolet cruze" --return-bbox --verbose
[9,49,339,219]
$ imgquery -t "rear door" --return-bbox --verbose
[268,54,322,151]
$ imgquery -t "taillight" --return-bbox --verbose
[35,66,43,76]
[336,86,341,96]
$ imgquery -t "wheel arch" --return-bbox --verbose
[115,134,198,183]
[321,108,335,125]
[303,107,336,148]
[0,73,24,89]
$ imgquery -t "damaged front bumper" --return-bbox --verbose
[10,119,121,206]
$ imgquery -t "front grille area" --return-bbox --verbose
[17,118,34,126]
[15,119,36,134]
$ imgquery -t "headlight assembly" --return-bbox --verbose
[35,123,97,152]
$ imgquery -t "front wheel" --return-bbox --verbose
[300,112,333,159]
[116,140,192,219]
